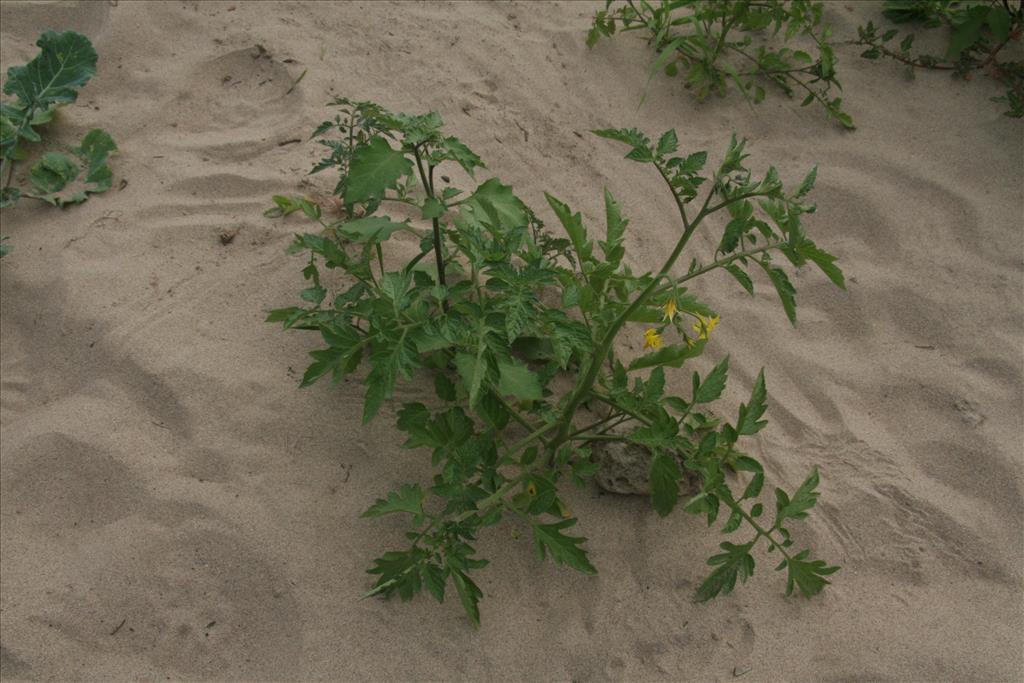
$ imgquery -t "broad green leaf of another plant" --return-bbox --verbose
[29,151,78,194]
[3,30,98,110]
[28,129,116,206]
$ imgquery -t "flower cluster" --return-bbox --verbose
[643,300,721,350]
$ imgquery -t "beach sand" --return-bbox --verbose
[1,1,1022,680]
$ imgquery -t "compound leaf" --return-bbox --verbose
[450,567,483,626]
[782,550,839,597]
[361,483,425,524]
[796,239,844,289]
[736,369,768,436]
[532,518,598,574]
[762,263,797,324]
[775,467,820,525]
[693,356,729,404]
[696,541,756,602]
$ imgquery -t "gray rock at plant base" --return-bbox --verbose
[591,439,699,496]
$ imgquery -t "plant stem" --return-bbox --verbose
[546,161,705,461]
[412,147,448,309]
[653,240,786,298]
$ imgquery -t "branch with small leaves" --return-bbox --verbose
[587,0,854,129]
[854,0,1024,118]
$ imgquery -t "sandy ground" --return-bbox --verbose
[0,1,1022,681]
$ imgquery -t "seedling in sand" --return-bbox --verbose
[0,30,118,254]
[268,97,843,624]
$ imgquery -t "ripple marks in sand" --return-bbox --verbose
[163,46,302,136]
[30,527,304,680]
[771,430,1019,588]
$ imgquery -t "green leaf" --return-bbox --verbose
[544,192,592,263]
[724,264,753,294]
[601,187,627,266]
[462,177,528,232]
[24,129,116,206]
[693,356,729,404]
[986,6,1011,43]
[775,467,820,524]
[439,136,485,177]
[695,541,756,602]
[795,165,817,198]
[649,451,683,517]
[946,6,988,60]
[29,152,78,194]
[454,349,491,407]
[346,137,413,203]
[628,342,702,371]
[736,369,768,436]
[361,483,425,524]
[74,128,116,190]
[366,549,426,602]
[0,114,18,158]
[363,335,418,423]
[434,372,457,402]
[3,30,98,109]
[532,518,598,574]
[450,568,483,626]
[762,263,797,324]
[339,216,409,243]
[497,359,543,402]
[656,129,678,156]
[592,127,652,161]
[796,240,845,290]
[421,197,445,219]
[421,562,447,603]
[0,235,11,257]
[783,551,839,597]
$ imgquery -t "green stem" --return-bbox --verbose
[720,491,793,561]
[412,147,448,309]
[546,161,706,461]
[653,240,785,298]
[589,390,653,426]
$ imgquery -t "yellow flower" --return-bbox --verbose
[662,299,678,322]
[692,314,721,340]
[643,328,663,350]
[527,482,537,497]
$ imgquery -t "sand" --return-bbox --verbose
[1,1,1021,680]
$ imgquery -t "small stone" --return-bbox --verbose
[219,227,240,245]
[591,439,699,496]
